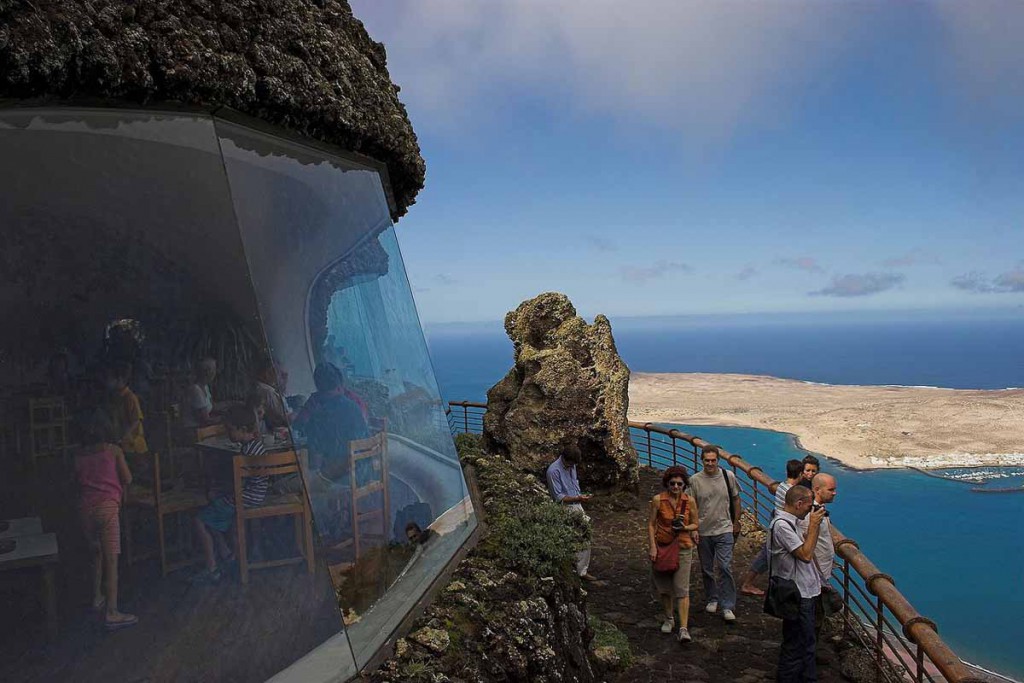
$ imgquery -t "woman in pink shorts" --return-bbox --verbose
[74,407,137,630]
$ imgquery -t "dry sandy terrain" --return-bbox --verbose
[628,373,1024,470]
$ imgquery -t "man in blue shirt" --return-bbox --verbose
[545,444,597,581]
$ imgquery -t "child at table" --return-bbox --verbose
[74,408,137,630]
[192,405,268,583]
[105,361,148,456]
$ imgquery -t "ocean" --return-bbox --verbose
[424,309,1024,680]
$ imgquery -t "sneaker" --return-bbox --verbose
[660,619,673,633]
[677,627,692,643]
[723,608,736,622]
[705,601,718,614]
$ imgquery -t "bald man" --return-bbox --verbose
[800,472,839,635]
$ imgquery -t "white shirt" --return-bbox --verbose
[768,510,821,599]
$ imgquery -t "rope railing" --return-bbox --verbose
[447,400,989,683]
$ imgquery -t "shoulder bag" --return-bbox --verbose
[763,518,802,620]
[723,469,740,537]
[652,496,686,573]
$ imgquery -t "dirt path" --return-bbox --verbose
[586,469,851,683]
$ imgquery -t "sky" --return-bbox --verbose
[351,0,1024,324]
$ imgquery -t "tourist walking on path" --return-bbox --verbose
[546,444,598,581]
[770,485,826,682]
[648,466,700,643]
[688,445,741,622]
[800,472,839,635]
[740,459,805,596]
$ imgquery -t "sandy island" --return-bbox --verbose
[627,373,1024,470]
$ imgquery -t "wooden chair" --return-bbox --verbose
[233,450,315,584]
[28,397,69,464]
[124,451,208,576]
[347,431,390,563]
[192,423,226,482]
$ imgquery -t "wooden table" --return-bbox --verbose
[0,516,43,539]
[0,532,59,639]
[195,434,302,455]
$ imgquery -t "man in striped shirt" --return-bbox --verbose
[193,405,269,583]
[739,459,804,597]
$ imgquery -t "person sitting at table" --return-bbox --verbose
[183,357,219,429]
[105,361,148,456]
[73,407,137,629]
[252,357,290,430]
[297,363,369,478]
[245,391,271,435]
[191,405,269,584]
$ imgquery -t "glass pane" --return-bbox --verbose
[0,109,353,682]
[216,120,477,670]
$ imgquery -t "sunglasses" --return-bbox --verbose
[667,480,685,487]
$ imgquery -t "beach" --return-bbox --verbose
[628,372,1024,470]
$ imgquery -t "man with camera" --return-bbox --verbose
[688,445,742,622]
[800,472,839,634]
[770,485,827,682]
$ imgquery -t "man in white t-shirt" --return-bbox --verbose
[769,485,826,682]
[687,445,741,622]
[799,472,838,635]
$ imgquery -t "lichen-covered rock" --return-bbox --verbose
[0,0,424,219]
[371,435,596,683]
[483,292,638,490]
[409,627,450,655]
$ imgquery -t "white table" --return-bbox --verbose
[0,532,59,638]
[0,516,43,539]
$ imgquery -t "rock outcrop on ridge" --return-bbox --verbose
[483,292,638,491]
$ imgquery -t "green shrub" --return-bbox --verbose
[480,500,586,579]
[589,615,634,669]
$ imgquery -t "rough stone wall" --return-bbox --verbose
[0,0,424,219]
[483,292,638,491]
[372,435,602,683]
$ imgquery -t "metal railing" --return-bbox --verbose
[446,401,993,683]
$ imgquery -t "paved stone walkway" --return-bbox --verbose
[586,469,856,683]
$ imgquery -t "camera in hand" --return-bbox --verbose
[812,503,830,518]
[671,515,686,532]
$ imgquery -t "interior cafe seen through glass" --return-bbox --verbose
[0,108,476,682]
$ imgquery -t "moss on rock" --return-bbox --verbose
[371,434,597,683]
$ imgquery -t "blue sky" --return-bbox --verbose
[352,0,1024,324]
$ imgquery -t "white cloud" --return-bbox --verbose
[620,260,692,283]
[932,0,1024,125]
[811,272,905,297]
[352,0,865,142]
[952,265,1024,294]
[774,256,824,274]
[735,265,758,281]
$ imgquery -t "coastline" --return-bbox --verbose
[627,372,1024,471]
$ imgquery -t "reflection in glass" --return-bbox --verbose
[0,110,353,682]
[217,122,477,669]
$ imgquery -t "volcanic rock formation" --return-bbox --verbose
[483,292,638,490]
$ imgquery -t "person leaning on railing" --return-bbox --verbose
[770,485,827,683]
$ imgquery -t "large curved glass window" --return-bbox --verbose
[216,121,476,670]
[0,108,474,682]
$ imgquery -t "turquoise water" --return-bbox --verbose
[426,317,1024,680]
[666,424,1024,680]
